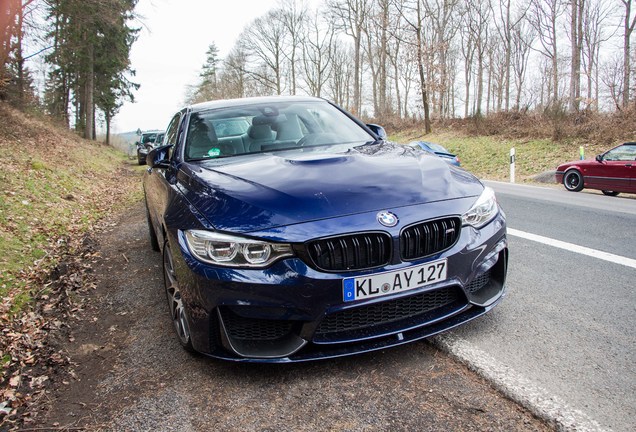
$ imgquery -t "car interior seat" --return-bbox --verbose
[273,114,303,142]
[186,122,218,159]
[245,115,275,152]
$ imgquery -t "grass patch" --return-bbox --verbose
[390,130,609,182]
[0,102,143,315]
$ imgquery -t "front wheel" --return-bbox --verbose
[601,190,620,196]
[163,241,194,352]
[563,169,584,192]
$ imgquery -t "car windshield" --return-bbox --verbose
[184,100,374,161]
[141,133,157,144]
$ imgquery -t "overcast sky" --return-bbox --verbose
[112,0,288,133]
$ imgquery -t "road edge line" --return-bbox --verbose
[432,334,606,432]
[508,228,636,270]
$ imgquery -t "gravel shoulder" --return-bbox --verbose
[34,202,552,431]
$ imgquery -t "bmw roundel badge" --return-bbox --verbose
[377,211,399,227]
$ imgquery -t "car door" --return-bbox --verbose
[621,144,636,192]
[585,144,634,191]
[145,112,185,245]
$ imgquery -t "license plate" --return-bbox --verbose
[343,259,447,302]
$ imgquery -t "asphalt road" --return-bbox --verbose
[435,181,636,432]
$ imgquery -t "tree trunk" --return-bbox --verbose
[106,113,111,145]
[416,3,431,134]
[504,0,511,112]
[569,0,584,112]
[622,0,635,108]
[84,43,94,140]
[353,33,361,115]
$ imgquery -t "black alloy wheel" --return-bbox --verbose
[563,169,584,192]
[163,241,194,351]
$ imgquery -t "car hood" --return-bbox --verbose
[181,143,483,232]
[556,159,597,171]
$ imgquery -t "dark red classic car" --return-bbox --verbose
[556,142,636,196]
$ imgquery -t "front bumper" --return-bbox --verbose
[169,211,508,363]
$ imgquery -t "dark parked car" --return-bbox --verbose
[136,130,164,165]
[409,141,461,166]
[143,96,508,362]
[556,142,636,196]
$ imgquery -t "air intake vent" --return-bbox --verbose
[401,217,461,260]
[306,232,391,272]
[315,286,462,336]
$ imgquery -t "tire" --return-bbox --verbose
[137,150,145,165]
[601,190,620,196]
[163,241,195,352]
[563,169,584,192]
[145,203,160,251]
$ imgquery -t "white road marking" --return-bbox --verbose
[433,334,605,432]
[508,228,636,270]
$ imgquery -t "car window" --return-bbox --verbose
[427,143,447,153]
[164,113,182,161]
[604,145,636,161]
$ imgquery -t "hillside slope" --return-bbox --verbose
[0,102,142,425]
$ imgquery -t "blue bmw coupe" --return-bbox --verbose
[143,96,508,362]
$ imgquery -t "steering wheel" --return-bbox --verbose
[296,133,334,147]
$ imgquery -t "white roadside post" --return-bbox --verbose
[510,147,516,183]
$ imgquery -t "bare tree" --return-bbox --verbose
[511,19,535,110]
[491,0,529,111]
[422,0,460,118]
[301,9,334,97]
[385,0,409,119]
[464,0,490,117]
[397,0,432,132]
[327,42,354,107]
[459,5,475,117]
[620,0,636,107]
[240,9,288,95]
[327,0,370,115]
[529,0,565,107]
[281,0,308,95]
[581,0,614,110]
[568,0,585,112]
[363,0,391,118]
[221,45,249,99]
[601,54,625,109]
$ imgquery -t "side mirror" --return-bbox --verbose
[595,154,603,162]
[147,144,173,169]
[366,123,388,141]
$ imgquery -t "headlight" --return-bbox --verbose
[462,186,499,228]
[184,230,294,268]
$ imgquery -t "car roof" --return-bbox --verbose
[188,95,325,113]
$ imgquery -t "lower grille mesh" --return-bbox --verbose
[220,309,292,341]
[466,270,491,293]
[316,286,461,336]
